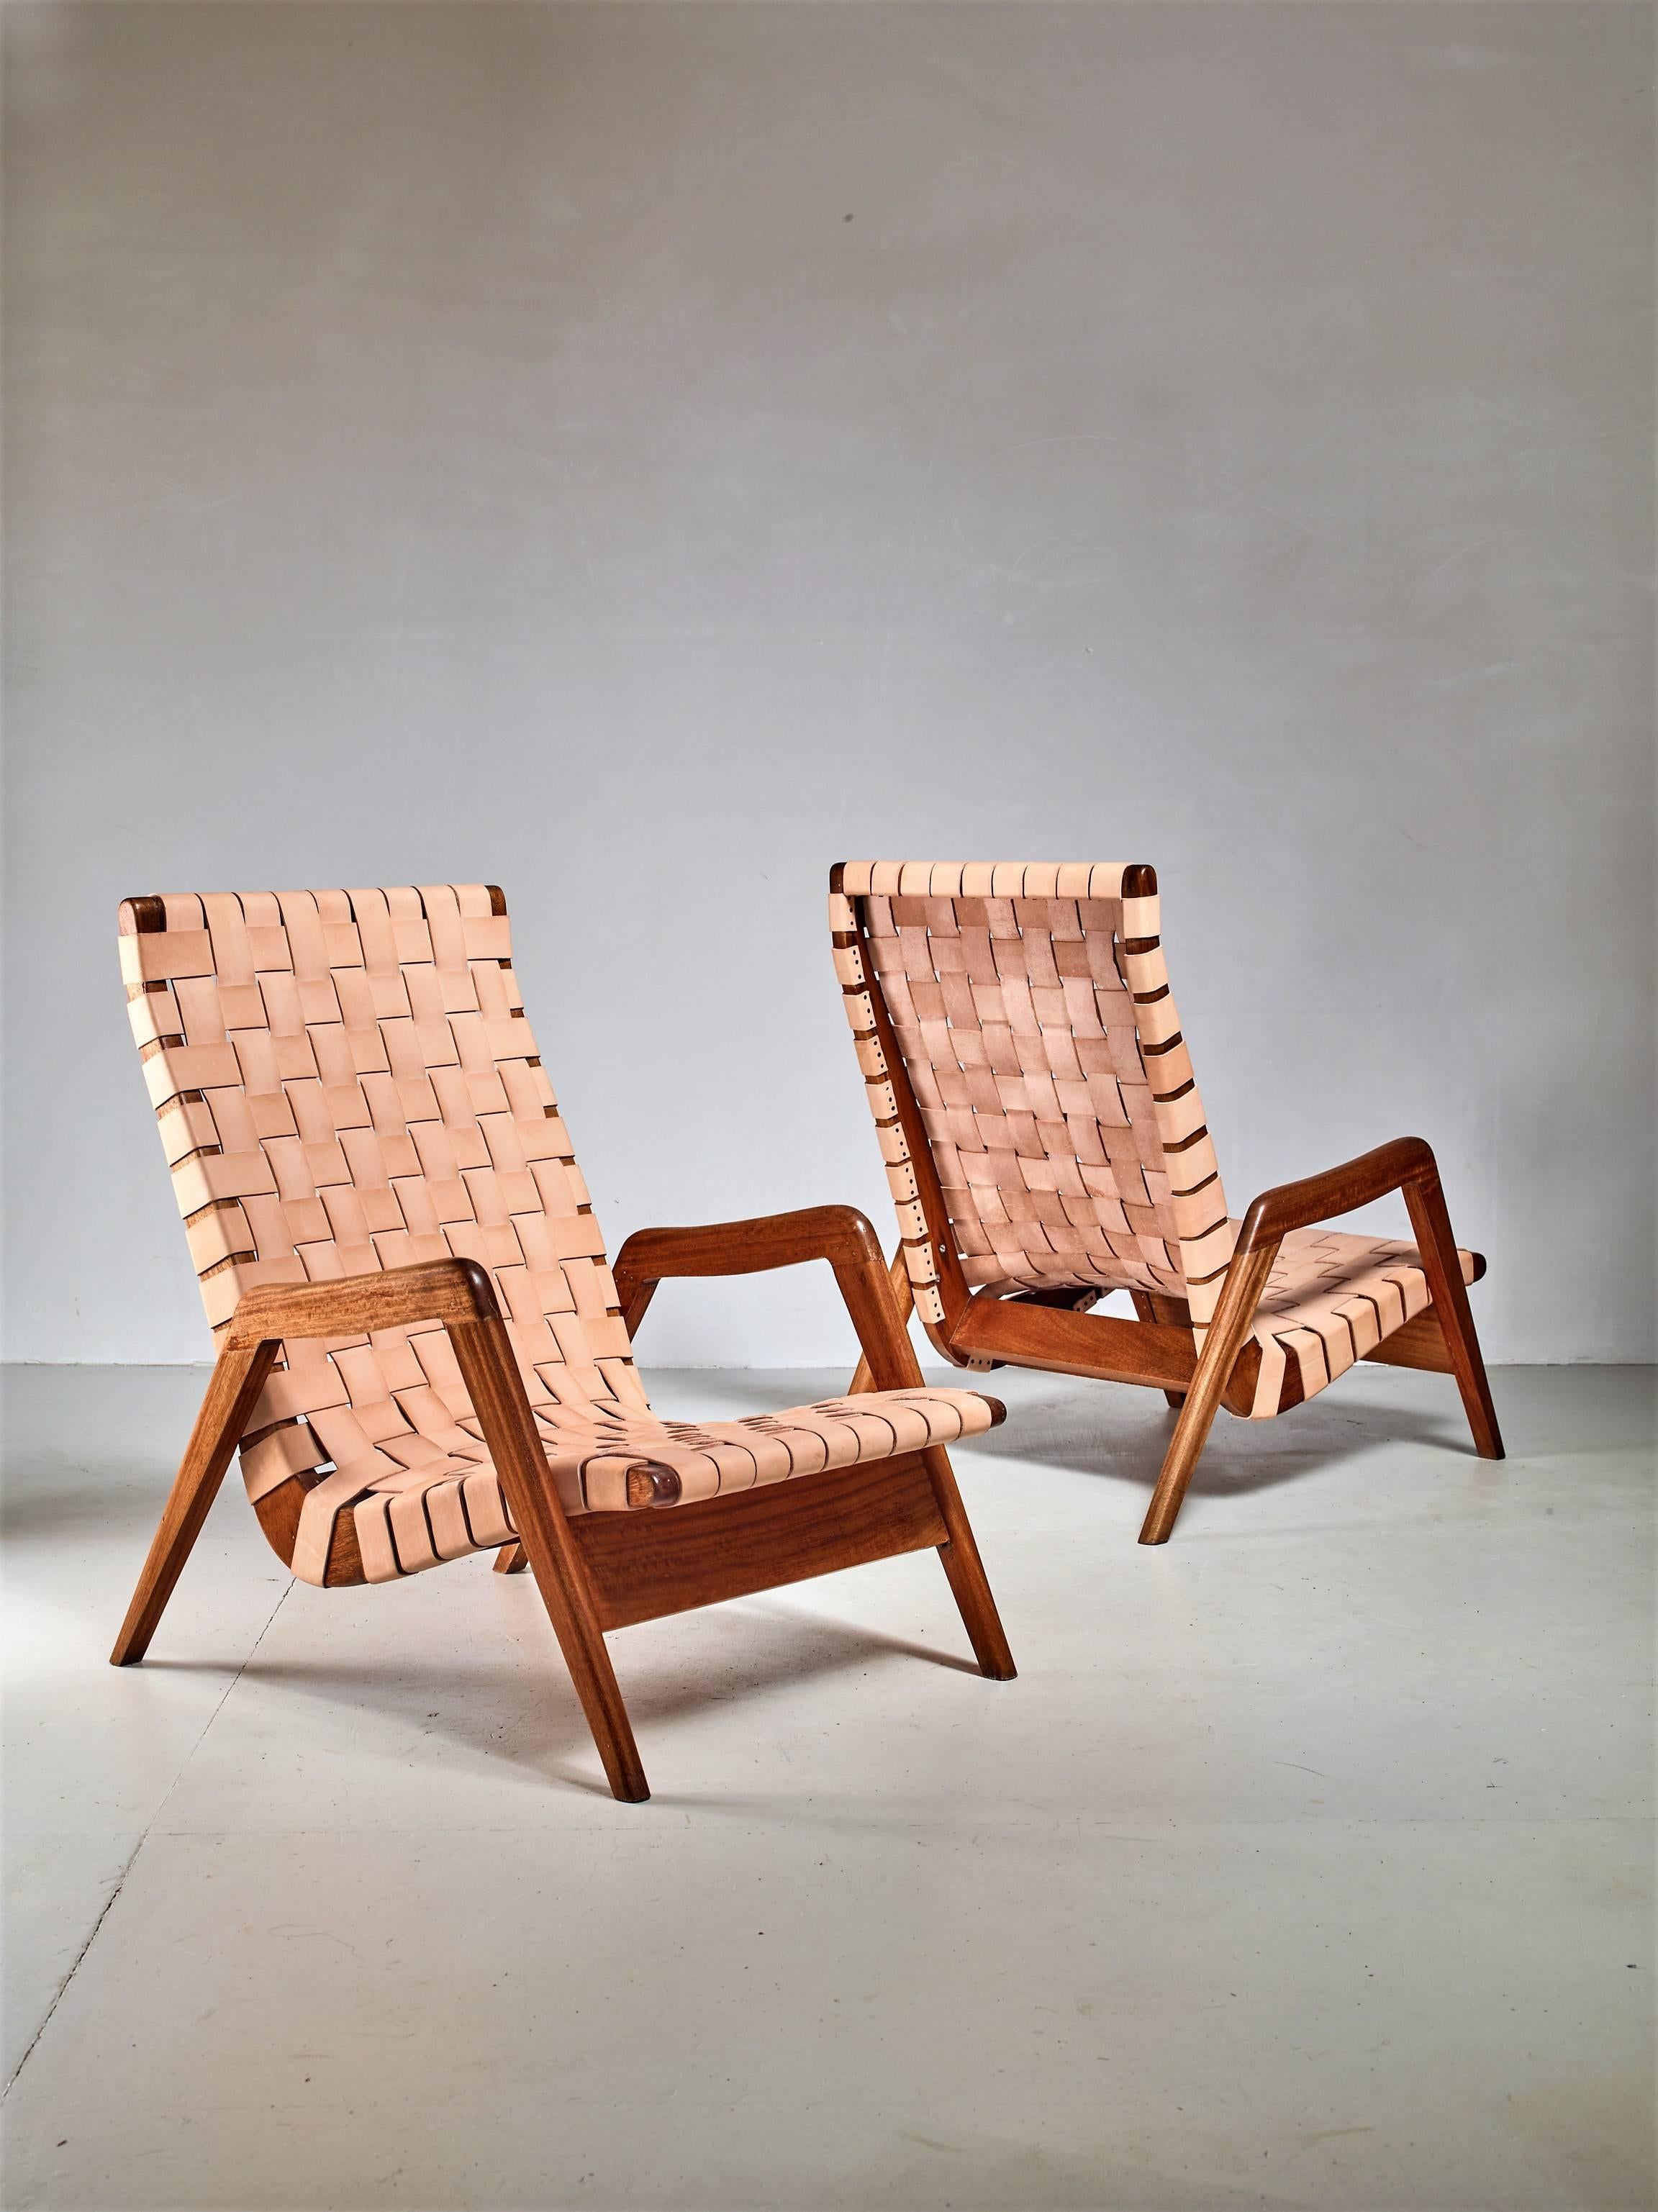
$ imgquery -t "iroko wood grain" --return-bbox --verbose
[448,1312,648,1803]
[951,1295,1194,1389]
[111,1340,279,1664]
[1138,1240,1282,1545]
[1363,1305,1454,1373]
[849,1248,914,1395]
[223,1257,499,1348]
[1403,1170,1504,1461]
[574,1454,948,1630]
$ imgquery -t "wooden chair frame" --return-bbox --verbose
[114,1207,1013,1803]
[833,868,1503,1543]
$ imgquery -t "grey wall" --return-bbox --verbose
[4,1,1652,1369]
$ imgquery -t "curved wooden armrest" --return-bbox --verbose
[1236,1136,1439,1254]
[223,1256,500,1348]
[615,1204,960,1400]
[615,1204,886,1290]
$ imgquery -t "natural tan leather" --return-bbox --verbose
[831,862,1479,1420]
[1245,1225,1478,1417]
[120,885,997,1585]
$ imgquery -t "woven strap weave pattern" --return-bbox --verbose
[1246,1226,1478,1418]
[121,885,995,1585]
[830,862,1235,1333]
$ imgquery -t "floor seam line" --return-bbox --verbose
[145,1572,296,1832]
[1,1574,295,2098]
[2,1836,145,2099]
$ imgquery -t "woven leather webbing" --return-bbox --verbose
[120,884,996,1581]
[830,862,1233,1333]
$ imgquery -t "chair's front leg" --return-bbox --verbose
[831,1246,1016,1677]
[921,1445,1017,1680]
[1138,1240,1281,1546]
[1403,1167,1504,1461]
[848,1246,913,1395]
[112,1338,279,1664]
[446,1315,650,1804]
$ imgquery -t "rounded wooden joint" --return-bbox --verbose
[976,1395,1007,1428]
[1234,1198,1274,1256]
[452,1257,502,1321]
[818,1205,885,1267]
[1120,863,1159,899]
[627,1462,684,1508]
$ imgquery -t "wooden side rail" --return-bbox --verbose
[949,1297,1208,1397]
[573,1454,949,1631]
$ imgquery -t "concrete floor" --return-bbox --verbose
[1,1360,1651,2212]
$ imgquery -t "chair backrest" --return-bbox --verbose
[118,884,650,1490]
[830,862,1236,1339]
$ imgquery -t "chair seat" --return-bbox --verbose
[969,1224,1478,1420]
[272,1384,999,1586]
[1244,1225,1478,1418]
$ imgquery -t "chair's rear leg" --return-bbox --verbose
[448,1316,650,1803]
[493,1542,528,1573]
[1404,1169,1504,1461]
[921,1446,1015,1680]
[850,1246,914,1395]
[112,1340,279,1665]
[1130,1290,1187,1408]
[1138,1243,1280,1546]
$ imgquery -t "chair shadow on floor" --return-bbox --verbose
[675,1365,1496,1512]
[963,1379,1487,1501]
[137,1578,982,1792]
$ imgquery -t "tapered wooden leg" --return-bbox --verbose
[494,1542,528,1573]
[849,1246,914,1395]
[835,1237,1013,1674]
[920,1446,1016,1680]
[1403,1169,1504,1461]
[112,1339,279,1665]
[448,1316,650,1803]
[1138,1241,1280,1546]
[1130,1290,1187,1408]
